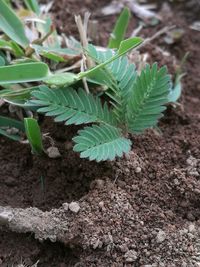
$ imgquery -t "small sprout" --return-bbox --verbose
[24,118,43,155]
[108,7,131,49]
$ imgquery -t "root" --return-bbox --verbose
[0,206,80,244]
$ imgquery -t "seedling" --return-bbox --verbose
[0,2,175,161]
[28,45,171,161]
[24,118,43,155]
[108,7,131,49]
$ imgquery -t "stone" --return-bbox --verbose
[47,146,61,158]
[124,250,138,263]
[62,202,69,211]
[156,230,166,243]
[188,224,195,233]
[69,202,80,213]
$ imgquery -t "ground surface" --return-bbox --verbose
[0,0,200,266]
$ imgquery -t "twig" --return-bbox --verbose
[75,13,95,94]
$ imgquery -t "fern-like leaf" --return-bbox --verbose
[127,63,171,133]
[73,124,131,161]
[87,45,136,121]
[29,86,117,126]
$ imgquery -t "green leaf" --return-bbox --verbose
[0,39,24,57]
[108,7,131,49]
[73,124,132,161]
[31,44,81,62]
[23,0,40,15]
[86,45,137,121]
[0,115,24,141]
[44,72,78,86]
[29,86,117,126]
[118,37,142,55]
[0,1,29,47]
[0,62,49,84]
[0,56,5,66]
[24,118,43,155]
[127,63,171,133]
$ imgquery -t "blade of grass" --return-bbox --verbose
[23,0,40,15]
[24,118,43,155]
[108,7,131,49]
[0,0,29,47]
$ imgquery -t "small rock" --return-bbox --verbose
[156,230,166,243]
[135,166,142,173]
[188,224,195,233]
[62,202,69,211]
[90,179,105,190]
[92,238,102,249]
[47,146,61,158]
[69,202,80,213]
[174,178,180,185]
[119,244,129,253]
[6,127,19,135]
[187,212,195,221]
[99,201,106,211]
[124,250,138,263]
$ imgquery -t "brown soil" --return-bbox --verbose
[0,0,200,266]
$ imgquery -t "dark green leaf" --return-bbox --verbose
[108,7,131,49]
[0,1,29,47]
[23,0,40,15]
[24,118,43,155]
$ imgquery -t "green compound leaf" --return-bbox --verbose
[127,63,171,133]
[24,118,43,155]
[73,124,132,161]
[86,45,137,121]
[29,86,117,126]
[0,1,29,47]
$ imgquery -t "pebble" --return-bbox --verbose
[69,202,80,213]
[119,244,129,253]
[62,202,69,211]
[47,146,61,158]
[156,230,166,243]
[135,166,142,173]
[174,178,180,185]
[124,250,138,263]
[188,224,195,233]
[98,201,106,211]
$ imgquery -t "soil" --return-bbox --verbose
[0,0,200,266]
